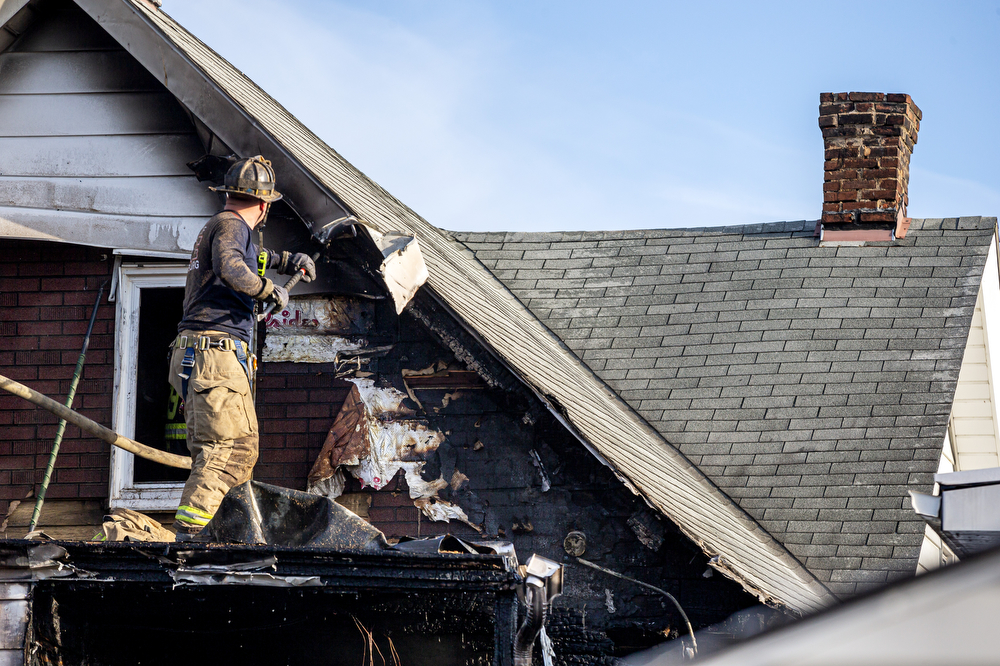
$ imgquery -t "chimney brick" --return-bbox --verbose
[818,92,921,240]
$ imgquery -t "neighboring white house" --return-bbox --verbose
[918,231,1000,572]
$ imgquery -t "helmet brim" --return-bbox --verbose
[209,185,283,203]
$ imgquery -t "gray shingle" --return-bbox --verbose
[455,216,995,599]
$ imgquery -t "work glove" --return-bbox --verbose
[277,251,317,283]
[265,284,289,311]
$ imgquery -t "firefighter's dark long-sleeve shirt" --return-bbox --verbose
[177,211,277,342]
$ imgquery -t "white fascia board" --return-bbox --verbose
[979,232,1000,465]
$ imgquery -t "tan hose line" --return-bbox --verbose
[0,374,192,470]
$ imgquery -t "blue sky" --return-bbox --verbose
[166,0,1000,232]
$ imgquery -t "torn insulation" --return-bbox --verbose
[307,379,478,530]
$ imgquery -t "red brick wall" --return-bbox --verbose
[254,362,351,490]
[253,363,433,540]
[0,241,115,515]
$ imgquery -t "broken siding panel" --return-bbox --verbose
[262,296,376,336]
[306,379,475,529]
[261,296,376,363]
[109,0,835,613]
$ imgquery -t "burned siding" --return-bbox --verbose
[257,292,760,662]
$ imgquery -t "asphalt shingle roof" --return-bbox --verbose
[455,217,996,596]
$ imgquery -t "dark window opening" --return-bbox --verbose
[134,286,188,483]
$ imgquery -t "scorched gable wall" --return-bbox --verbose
[262,290,760,658]
[0,241,758,660]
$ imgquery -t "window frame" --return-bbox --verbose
[109,262,188,510]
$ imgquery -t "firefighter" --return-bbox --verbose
[167,156,316,540]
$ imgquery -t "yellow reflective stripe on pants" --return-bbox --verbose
[175,504,213,527]
[165,423,186,440]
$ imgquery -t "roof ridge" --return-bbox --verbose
[450,219,817,241]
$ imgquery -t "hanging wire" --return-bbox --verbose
[575,557,698,657]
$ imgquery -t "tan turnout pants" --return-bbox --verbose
[168,330,258,534]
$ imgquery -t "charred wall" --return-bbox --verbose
[260,289,761,662]
[0,238,761,661]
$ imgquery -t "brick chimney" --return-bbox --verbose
[818,92,921,242]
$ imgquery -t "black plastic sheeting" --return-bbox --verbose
[204,481,388,552]
[204,481,509,557]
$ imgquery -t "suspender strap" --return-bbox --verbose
[233,340,253,385]
[178,347,196,400]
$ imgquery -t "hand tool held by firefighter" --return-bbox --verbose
[256,213,359,322]
[0,374,192,469]
[259,250,321,320]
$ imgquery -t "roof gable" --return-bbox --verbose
[456,217,996,596]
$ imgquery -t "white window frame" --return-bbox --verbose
[109,262,188,510]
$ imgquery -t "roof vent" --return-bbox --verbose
[818,92,921,245]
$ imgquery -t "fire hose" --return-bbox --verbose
[0,374,192,470]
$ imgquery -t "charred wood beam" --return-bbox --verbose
[407,289,529,400]
[28,541,517,591]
